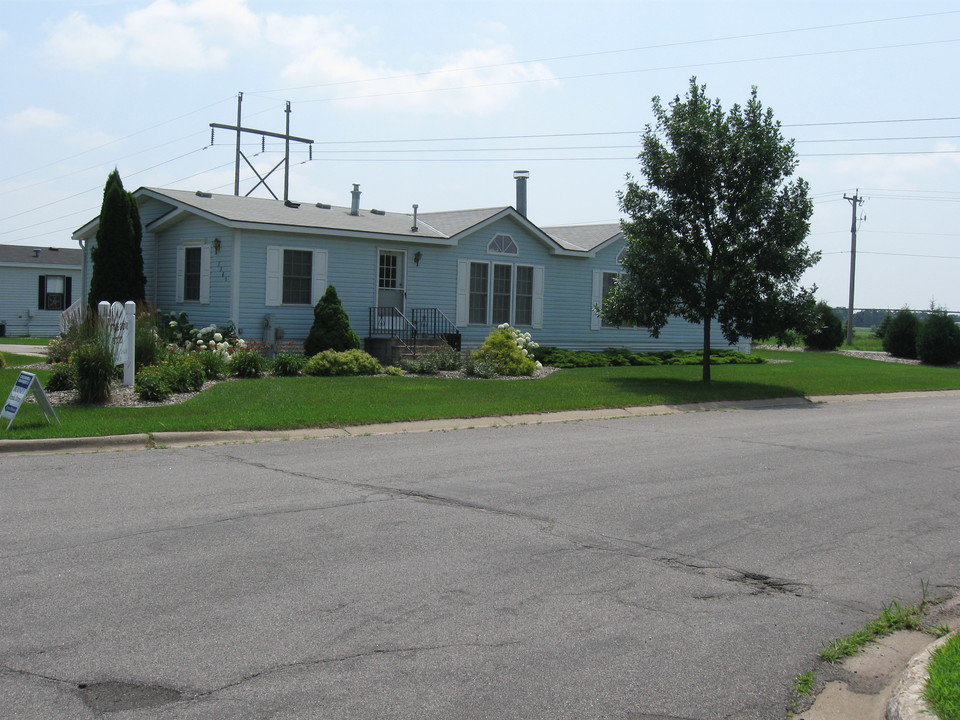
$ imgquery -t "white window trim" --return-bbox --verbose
[265,246,327,307]
[176,240,210,304]
[457,260,543,328]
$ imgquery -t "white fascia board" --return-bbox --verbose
[445,208,583,256]
[1,262,82,270]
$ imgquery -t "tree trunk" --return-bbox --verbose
[702,313,712,382]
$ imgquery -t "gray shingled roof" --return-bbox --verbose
[541,223,622,252]
[0,245,82,265]
[142,188,451,239]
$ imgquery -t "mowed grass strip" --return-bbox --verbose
[1,349,959,439]
[924,631,960,720]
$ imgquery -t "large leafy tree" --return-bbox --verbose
[88,169,146,306]
[603,78,819,381]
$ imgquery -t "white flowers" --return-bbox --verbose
[213,332,223,342]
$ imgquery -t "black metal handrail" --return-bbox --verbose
[368,306,417,340]
[409,308,458,338]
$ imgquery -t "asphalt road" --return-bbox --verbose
[2,396,959,719]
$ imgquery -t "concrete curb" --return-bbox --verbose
[0,390,953,456]
[886,630,955,720]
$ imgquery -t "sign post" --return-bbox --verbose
[2,371,60,430]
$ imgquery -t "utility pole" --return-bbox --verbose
[843,189,864,346]
[210,94,313,201]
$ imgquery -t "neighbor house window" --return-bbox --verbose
[38,275,70,310]
[282,249,312,305]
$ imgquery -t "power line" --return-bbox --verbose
[292,38,960,105]
[249,9,960,95]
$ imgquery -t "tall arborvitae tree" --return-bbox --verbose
[88,170,146,306]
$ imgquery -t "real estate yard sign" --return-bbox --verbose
[2,371,59,430]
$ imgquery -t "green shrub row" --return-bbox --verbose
[882,308,960,365]
[530,346,763,369]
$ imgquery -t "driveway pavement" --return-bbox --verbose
[2,394,960,719]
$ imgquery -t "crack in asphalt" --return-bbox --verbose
[0,663,73,687]
[195,640,523,699]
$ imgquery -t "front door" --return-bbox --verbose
[377,250,405,329]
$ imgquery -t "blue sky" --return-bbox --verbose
[2,0,958,312]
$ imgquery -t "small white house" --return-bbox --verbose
[0,246,82,337]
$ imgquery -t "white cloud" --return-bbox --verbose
[45,0,260,70]
[4,107,71,132]
[274,33,558,115]
[42,0,557,113]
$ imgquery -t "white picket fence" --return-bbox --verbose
[58,299,137,387]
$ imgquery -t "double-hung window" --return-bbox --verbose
[461,260,542,327]
[38,275,70,310]
[177,241,210,304]
[265,246,327,307]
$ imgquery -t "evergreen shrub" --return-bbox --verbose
[917,311,960,365]
[304,286,360,356]
[882,309,920,359]
[468,326,537,377]
[804,301,845,351]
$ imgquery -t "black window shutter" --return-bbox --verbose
[64,276,72,307]
[38,275,46,310]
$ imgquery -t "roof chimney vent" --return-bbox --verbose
[513,170,529,217]
[411,203,419,232]
[350,183,361,216]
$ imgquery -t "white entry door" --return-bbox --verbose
[376,250,406,330]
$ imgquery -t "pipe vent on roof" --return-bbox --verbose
[513,170,529,217]
[411,203,419,232]
[350,184,361,216]
[284,200,300,208]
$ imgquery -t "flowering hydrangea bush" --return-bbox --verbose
[160,311,246,357]
[467,324,541,377]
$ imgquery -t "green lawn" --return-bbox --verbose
[1,349,959,440]
[0,337,50,345]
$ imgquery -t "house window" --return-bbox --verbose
[488,234,518,255]
[601,272,619,328]
[515,266,534,326]
[469,262,489,324]
[183,247,202,301]
[282,249,313,305]
[38,275,70,311]
[177,241,210,304]
[492,264,512,325]
[379,252,399,289]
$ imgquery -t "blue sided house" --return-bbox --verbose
[73,174,737,359]
[0,245,82,337]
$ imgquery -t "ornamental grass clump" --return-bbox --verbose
[304,349,382,376]
[230,348,268,378]
[271,353,307,377]
[467,324,539,377]
[71,318,117,405]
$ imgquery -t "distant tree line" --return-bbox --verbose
[829,307,960,329]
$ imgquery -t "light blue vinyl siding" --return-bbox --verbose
[135,196,736,352]
[0,264,81,336]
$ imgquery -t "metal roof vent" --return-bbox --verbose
[284,200,300,208]
[315,202,332,210]
[350,183,361,216]
[411,203,419,232]
[196,191,212,198]
[513,170,529,217]
[370,208,385,216]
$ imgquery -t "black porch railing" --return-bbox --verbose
[367,306,462,357]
